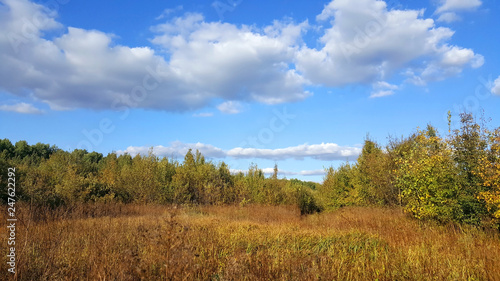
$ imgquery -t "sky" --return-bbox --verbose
[0,0,499,182]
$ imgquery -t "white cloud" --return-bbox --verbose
[435,0,482,22]
[0,0,174,111]
[0,102,44,114]
[260,168,326,177]
[261,167,278,175]
[299,169,326,176]
[492,76,500,96]
[410,47,484,85]
[118,142,361,161]
[370,81,398,98]
[227,143,361,161]
[373,81,398,90]
[151,14,311,106]
[0,0,485,110]
[404,69,427,86]
[436,12,460,23]
[0,1,311,112]
[217,101,243,114]
[441,46,481,67]
[193,112,214,117]
[296,0,483,88]
[117,141,226,159]
[370,90,394,98]
[230,168,326,177]
[436,0,482,14]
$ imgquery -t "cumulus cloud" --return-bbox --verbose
[296,0,483,88]
[217,101,243,114]
[0,1,172,111]
[0,0,310,112]
[118,142,361,161]
[0,102,44,114]
[150,14,311,106]
[492,76,500,96]
[0,0,485,110]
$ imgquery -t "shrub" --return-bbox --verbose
[296,187,322,215]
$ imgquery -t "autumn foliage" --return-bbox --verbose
[0,142,320,216]
[321,113,500,228]
[1,113,500,280]
[1,112,499,228]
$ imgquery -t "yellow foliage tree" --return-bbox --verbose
[394,127,461,221]
[476,128,500,225]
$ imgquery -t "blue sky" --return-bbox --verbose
[1,0,499,182]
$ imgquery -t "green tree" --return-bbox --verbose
[171,149,200,203]
[354,138,396,205]
[14,140,31,160]
[448,113,489,224]
[320,164,356,209]
[476,128,500,227]
[0,139,15,159]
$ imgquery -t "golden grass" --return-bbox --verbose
[1,204,499,280]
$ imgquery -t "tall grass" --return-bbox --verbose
[1,204,499,280]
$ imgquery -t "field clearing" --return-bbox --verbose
[1,204,500,280]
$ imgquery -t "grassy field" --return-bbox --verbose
[1,204,500,280]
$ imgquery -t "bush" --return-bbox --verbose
[296,187,322,215]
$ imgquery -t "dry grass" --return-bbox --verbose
[1,203,499,280]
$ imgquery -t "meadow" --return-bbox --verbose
[2,203,499,280]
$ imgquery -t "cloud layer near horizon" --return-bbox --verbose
[0,0,485,112]
[230,168,327,177]
[117,141,361,161]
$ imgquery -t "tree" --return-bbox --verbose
[394,128,461,222]
[217,161,236,204]
[320,164,356,209]
[448,113,489,224]
[355,138,395,205]
[297,186,322,215]
[31,142,58,161]
[14,140,31,160]
[272,163,278,180]
[476,128,500,227]
[171,149,200,203]
[0,139,14,159]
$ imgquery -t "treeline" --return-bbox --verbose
[1,112,499,227]
[0,140,321,214]
[320,113,500,228]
